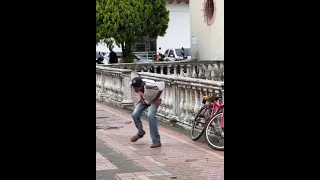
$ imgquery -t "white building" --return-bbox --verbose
[96,0,191,55]
[189,0,224,60]
[157,0,190,53]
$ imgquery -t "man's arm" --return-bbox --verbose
[151,91,162,107]
[153,91,162,101]
[139,94,145,104]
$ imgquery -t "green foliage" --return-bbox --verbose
[145,0,170,38]
[101,38,114,49]
[96,0,169,62]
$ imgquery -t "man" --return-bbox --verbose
[130,77,165,148]
[108,47,118,64]
[157,47,162,61]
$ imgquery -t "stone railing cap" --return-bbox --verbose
[96,66,132,73]
[97,59,224,67]
[138,72,224,87]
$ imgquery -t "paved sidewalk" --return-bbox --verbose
[96,102,224,180]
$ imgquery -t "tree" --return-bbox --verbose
[99,38,114,49]
[96,0,169,63]
[144,0,169,38]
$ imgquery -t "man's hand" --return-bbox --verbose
[139,97,145,104]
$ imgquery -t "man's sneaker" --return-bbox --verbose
[150,142,161,148]
[130,130,145,142]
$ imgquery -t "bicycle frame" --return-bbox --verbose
[210,100,224,128]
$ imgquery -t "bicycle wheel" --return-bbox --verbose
[205,112,224,150]
[191,104,211,141]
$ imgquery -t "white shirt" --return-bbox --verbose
[137,79,165,104]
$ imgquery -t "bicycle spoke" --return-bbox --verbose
[191,105,211,140]
[205,112,224,150]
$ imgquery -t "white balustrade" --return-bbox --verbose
[137,72,224,129]
[97,60,224,81]
[97,65,224,129]
[96,66,133,108]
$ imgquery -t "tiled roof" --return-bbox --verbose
[167,0,189,4]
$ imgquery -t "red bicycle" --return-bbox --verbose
[190,95,224,150]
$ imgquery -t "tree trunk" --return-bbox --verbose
[122,42,134,63]
[121,42,125,63]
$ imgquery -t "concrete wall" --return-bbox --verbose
[189,0,224,60]
[157,3,191,53]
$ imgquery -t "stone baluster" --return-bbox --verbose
[96,71,100,86]
[179,65,185,76]
[100,72,104,98]
[113,74,118,100]
[112,74,117,98]
[166,65,171,75]
[101,71,106,95]
[153,65,158,74]
[205,64,212,80]
[173,65,178,76]
[183,86,191,125]
[104,73,110,98]
[188,87,195,125]
[163,84,170,116]
[147,66,151,73]
[193,87,201,116]
[141,66,145,72]
[159,86,167,115]
[121,71,133,105]
[110,74,114,97]
[108,74,112,98]
[167,85,173,119]
[117,74,122,101]
[164,85,171,116]
[160,65,164,75]
[96,71,101,99]
[112,74,116,99]
[199,64,206,79]
[198,87,204,108]
[158,89,163,113]
[221,88,224,105]
[218,62,224,81]
[131,65,139,79]
[178,85,186,122]
[185,64,191,78]
[191,65,197,78]
[119,74,124,101]
[212,63,218,80]
[168,85,176,120]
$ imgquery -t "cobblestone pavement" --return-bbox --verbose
[96,102,224,180]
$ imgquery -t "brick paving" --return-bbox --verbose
[96,102,224,180]
[96,152,118,170]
